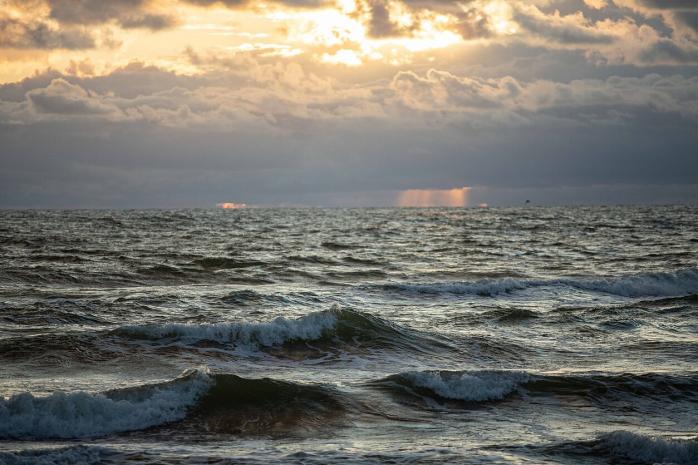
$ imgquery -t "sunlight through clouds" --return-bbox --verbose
[397,187,471,207]
[0,0,696,207]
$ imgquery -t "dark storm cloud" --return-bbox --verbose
[48,0,178,30]
[0,62,696,207]
[360,0,491,40]
[621,0,698,35]
[0,17,95,49]
[675,11,698,32]
[634,0,698,10]
[640,39,698,64]
[0,106,696,208]
[365,1,397,37]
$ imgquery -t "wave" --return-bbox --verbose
[0,370,211,439]
[115,309,339,348]
[321,241,363,250]
[482,307,540,323]
[0,445,118,465]
[326,269,388,280]
[0,370,348,440]
[0,333,119,365]
[219,289,284,306]
[1,308,456,365]
[193,257,265,269]
[342,256,384,266]
[0,267,142,287]
[287,254,341,265]
[538,431,698,465]
[0,306,107,326]
[370,370,698,404]
[377,268,698,298]
[594,431,698,465]
[372,370,530,402]
[525,372,698,399]
[136,264,186,277]
[182,373,348,435]
[115,307,451,356]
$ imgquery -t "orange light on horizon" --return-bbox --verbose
[396,186,471,207]
[217,202,247,209]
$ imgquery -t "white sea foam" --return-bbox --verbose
[384,268,698,298]
[117,309,338,347]
[0,371,212,439]
[397,370,530,401]
[0,446,115,465]
[598,431,698,465]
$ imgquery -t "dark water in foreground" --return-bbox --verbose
[0,206,697,465]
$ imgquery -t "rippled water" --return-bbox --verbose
[0,207,696,465]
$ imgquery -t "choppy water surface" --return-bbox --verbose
[0,207,697,465]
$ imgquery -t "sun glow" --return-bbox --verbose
[484,0,518,35]
[321,49,363,66]
[397,187,471,207]
[270,2,465,66]
[0,0,523,84]
[217,202,247,209]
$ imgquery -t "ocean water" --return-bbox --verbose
[0,206,696,465]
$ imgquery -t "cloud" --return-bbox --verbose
[0,16,95,49]
[47,0,178,30]
[673,10,698,33]
[181,0,330,8]
[632,0,698,11]
[390,69,520,111]
[639,38,698,64]
[512,4,615,44]
[1,62,696,132]
[2,0,697,69]
[26,78,118,115]
[615,0,698,36]
[0,63,695,208]
[358,0,493,40]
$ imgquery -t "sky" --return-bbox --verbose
[0,0,697,208]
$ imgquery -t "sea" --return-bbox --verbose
[0,206,696,465]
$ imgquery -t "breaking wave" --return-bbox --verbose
[114,307,451,355]
[371,370,698,404]
[0,370,349,440]
[378,268,698,298]
[0,370,211,439]
[116,310,337,348]
[181,373,349,435]
[537,431,698,465]
[593,431,698,465]
[0,309,461,365]
[371,370,530,402]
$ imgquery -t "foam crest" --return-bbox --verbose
[381,268,698,298]
[597,431,698,465]
[0,446,117,465]
[385,370,530,402]
[0,370,211,439]
[116,309,339,347]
